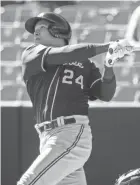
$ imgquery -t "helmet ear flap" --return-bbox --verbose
[48,24,70,45]
[48,24,60,38]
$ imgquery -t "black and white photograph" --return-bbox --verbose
[1,0,140,185]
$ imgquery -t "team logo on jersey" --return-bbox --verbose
[63,61,84,68]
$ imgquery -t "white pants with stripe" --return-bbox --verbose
[17,115,92,185]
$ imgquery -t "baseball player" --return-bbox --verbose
[18,12,130,185]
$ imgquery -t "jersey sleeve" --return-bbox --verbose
[88,60,102,101]
[21,44,51,82]
[44,43,110,65]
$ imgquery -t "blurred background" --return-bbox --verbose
[1,1,140,185]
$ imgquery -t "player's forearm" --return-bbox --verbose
[90,66,116,101]
[102,65,115,81]
[46,43,111,65]
[99,66,116,101]
[93,76,116,102]
[89,77,116,102]
[77,42,111,57]
[92,43,110,56]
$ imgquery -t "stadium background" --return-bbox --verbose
[1,1,140,185]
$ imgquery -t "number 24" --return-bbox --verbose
[62,69,84,89]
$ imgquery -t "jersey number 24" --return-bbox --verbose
[62,69,84,89]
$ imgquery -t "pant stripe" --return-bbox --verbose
[28,124,85,185]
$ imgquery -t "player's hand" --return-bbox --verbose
[109,39,134,56]
[105,41,125,67]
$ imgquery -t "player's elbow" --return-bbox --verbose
[100,94,114,102]
[89,78,116,102]
[99,81,116,102]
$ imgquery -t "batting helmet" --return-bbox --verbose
[25,12,72,44]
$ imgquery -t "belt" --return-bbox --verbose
[34,116,76,134]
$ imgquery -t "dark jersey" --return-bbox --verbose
[22,44,101,123]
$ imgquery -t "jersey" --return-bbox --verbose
[22,44,101,124]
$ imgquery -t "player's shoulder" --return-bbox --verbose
[22,44,35,56]
[21,44,47,63]
[21,44,35,62]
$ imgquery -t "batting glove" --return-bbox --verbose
[105,41,125,67]
[109,39,134,56]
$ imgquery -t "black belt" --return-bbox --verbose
[39,117,76,132]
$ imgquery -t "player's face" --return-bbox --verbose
[34,20,65,47]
